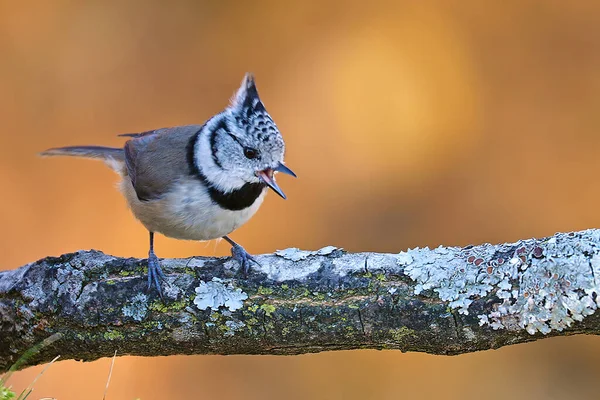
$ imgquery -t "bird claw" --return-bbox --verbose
[147,252,167,298]
[230,243,260,275]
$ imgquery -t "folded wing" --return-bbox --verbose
[123,125,203,201]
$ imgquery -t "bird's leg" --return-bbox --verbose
[147,231,167,298]
[222,235,260,275]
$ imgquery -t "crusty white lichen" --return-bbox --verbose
[224,320,246,336]
[400,230,600,335]
[0,263,32,294]
[331,252,400,277]
[194,278,248,311]
[53,265,84,303]
[122,293,148,321]
[275,246,339,262]
[254,246,340,281]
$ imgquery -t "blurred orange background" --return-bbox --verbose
[2,1,600,399]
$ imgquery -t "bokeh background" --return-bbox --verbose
[2,1,600,399]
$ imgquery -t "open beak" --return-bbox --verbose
[274,162,297,178]
[257,163,296,199]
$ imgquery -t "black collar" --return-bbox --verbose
[187,129,266,211]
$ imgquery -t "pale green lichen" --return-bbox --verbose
[122,293,148,321]
[402,230,600,335]
[194,278,248,311]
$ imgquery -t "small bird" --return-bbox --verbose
[41,73,296,296]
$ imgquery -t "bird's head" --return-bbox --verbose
[194,73,296,198]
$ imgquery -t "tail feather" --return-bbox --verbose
[40,146,125,171]
[40,145,123,159]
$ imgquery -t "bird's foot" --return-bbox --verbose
[230,243,260,275]
[147,251,167,298]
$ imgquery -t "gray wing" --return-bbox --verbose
[123,125,203,201]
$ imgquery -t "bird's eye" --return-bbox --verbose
[244,147,258,159]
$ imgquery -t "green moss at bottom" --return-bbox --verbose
[103,330,124,341]
[149,299,188,313]
[389,326,415,343]
[260,304,276,317]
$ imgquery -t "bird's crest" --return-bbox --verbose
[230,73,267,116]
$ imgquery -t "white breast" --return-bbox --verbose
[120,177,266,241]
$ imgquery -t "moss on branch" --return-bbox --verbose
[3,230,600,372]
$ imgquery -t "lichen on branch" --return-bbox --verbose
[2,229,600,373]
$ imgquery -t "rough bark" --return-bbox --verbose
[3,229,600,372]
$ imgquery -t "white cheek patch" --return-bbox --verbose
[194,115,248,192]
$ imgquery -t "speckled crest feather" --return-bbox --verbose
[228,73,284,149]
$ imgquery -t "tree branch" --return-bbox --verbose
[3,229,600,372]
